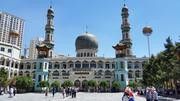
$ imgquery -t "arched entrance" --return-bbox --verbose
[74,80,81,88]
[82,80,88,92]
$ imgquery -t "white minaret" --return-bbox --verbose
[120,4,133,57]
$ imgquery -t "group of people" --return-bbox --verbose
[122,87,135,101]
[145,87,158,101]
[45,87,78,99]
[62,87,78,98]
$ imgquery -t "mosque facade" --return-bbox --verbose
[19,4,148,91]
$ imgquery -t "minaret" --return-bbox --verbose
[44,6,54,57]
[120,4,132,57]
[113,4,132,58]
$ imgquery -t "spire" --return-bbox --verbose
[44,5,54,48]
[85,25,88,34]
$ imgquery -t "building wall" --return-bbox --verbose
[0,12,24,48]
[0,12,24,78]
[29,37,44,59]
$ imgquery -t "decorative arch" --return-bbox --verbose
[82,60,89,68]
[90,61,96,68]
[52,70,60,76]
[105,70,112,76]
[98,60,103,68]
[75,61,81,68]
[74,80,81,87]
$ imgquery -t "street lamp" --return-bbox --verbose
[143,26,153,57]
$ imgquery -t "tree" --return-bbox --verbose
[88,80,97,92]
[15,76,33,92]
[51,80,60,89]
[99,81,108,92]
[39,80,49,88]
[0,68,8,87]
[142,37,180,96]
[61,80,73,88]
[112,81,120,92]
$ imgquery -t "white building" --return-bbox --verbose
[0,12,24,78]
[29,37,44,59]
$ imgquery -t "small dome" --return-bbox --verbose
[122,4,128,12]
[75,32,98,50]
[48,6,54,14]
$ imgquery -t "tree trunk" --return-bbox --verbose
[172,79,178,98]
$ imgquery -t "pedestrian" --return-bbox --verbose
[152,87,158,101]
[45,88,48,96]
[13,87,16,96]
[146,87,152,101]
[52,87,56,97]
[9,86,13,98]
[62,87,65,99]
[122,87,129,101]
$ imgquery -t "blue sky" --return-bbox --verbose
[0,0,179,57]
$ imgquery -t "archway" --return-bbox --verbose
[82,80,88,91]
[74,80,81,88]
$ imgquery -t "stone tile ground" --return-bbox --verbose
[0,92,179,101]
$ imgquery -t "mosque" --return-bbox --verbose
[19,4,148,91]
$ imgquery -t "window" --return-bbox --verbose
[1,47,5,51]
[120,62,124,69]
[39,62,42,69]
[121,74,124,81]
[8,49,12,53]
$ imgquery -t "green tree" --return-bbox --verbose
[51,80,60,89]
[62,80,73,88]
[112,81,120,92]
[15,76,33,92]
[99,81,108,92]
[39,80,49,88]
[88,80,97,92]
[0,68,8,87]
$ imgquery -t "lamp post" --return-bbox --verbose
[143,26,153,57]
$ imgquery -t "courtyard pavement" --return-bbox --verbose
[0,92,179,101]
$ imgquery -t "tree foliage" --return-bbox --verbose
[51,80,60,89]
[142,37,180,95]
[112,81,120,91]
[61,80,73,88]
[15,76,33,90]
[39,80,49,88]
[0,68,8,87]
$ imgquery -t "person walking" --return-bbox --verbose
[13,87,16,96]
[52,87,56,97]
[62,87,65,99]
[45,88,48,96]
[146,87,152,101]
[152,87,158,101]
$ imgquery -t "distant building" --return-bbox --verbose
[0,12,24,78]
[29,37,44,59]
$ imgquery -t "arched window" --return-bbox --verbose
[90,61,96,68]
[98,61,103,68]
[68,61,73,68]
[49,62,52,69]
[26,62,31,69]
[105,70,112,76]
[52,70,60,76]
[128,70,133,78]
[135,70,141,78]
[75,61,81,68]
[105,61,110,69]
[128,61,132,69]
[62,62,66,69]
[98,70,103,75]
[54,62,60,69]
[134,61,140,69]
[82,61,89,68]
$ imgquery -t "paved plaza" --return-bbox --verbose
[0,92,179,101]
